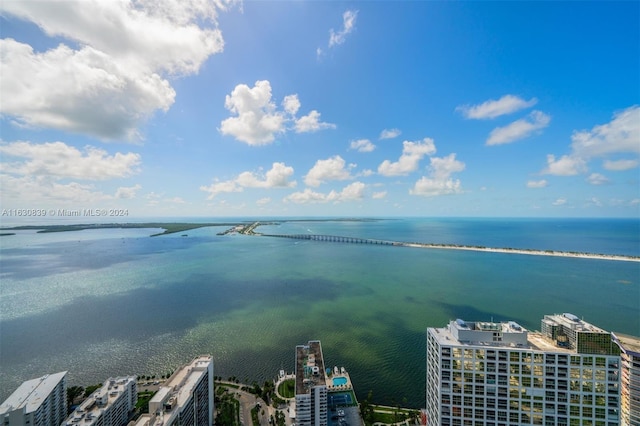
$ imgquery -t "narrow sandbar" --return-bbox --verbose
[401,243,639,262]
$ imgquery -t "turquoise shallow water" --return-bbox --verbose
[0,218,638,407]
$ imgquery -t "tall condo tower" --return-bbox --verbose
[0,372,67,426]
[63,376,137,426]
[426,314,621,426]
[134,355,214,426]
[295,341,328,426]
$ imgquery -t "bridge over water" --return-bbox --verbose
[261,233,398,246]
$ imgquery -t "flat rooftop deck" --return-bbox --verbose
[528,332,575,353]
[0,372,66,415]
[429,326,576,353]
[296,341,326,395]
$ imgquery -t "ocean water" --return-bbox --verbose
[0,218,638,407]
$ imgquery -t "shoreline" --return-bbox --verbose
[401,242,640,262]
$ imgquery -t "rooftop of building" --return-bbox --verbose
[429,320,576,353]
[543,313,609,334]
[296,340,327,395]
[453,319,527,334]
[63,376,136,426]
[0,371,67,415]
[136,355,212,426]
[430,322,524,347]
[160,355,212,408]
[527,332,577,354]
[612,332,640,355]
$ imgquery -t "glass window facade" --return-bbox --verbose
[427,319,623,426]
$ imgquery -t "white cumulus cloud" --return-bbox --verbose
[0,0,233,140]
[486,110,551,145]
[0,174,113,204]
[200,162,296,200]
[0,141,141,180]
[350,139,375,152]
[457,95,537,120]
[411,177,462,197]
[378,138,436,176]
[235,162,297,189]
[199,180,243,200]
[379,128,401,140]
[570,106,640,159]
[552,198,567,206]
[284,182,365,204]
[295,110,336,133]
[542,154,587,176]
[603,159,638,171]
[115,184,142,199]
[1,0,231,74]
[304,156,353,187]
[336,181,366,201]
[410,153,465,197]
[526,179,548,188]
[282,95,301,115]
[220,80,334,145]
[329,10,358,47]
[283,188,327,204]
[541,106,639,177]
[1,40,175,140]
[219,80,286,145]
[586,173,610,186]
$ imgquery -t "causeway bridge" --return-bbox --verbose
[260,233,397,246]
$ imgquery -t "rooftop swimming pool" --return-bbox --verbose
[332,377,348,386]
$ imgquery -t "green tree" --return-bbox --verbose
[66,386,84,413]
[84,384,102,397]
[251,382,262,396]
[262,380,275,405]
[214,387,239,426]
[360,390,375,426]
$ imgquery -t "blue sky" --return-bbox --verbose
[1,1,638,218]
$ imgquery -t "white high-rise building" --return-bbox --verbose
[134,355,213,426]
[0,371,67,426]
[63,376,137,426]
[295,341,328,426]
[426,314,621,426]
[612,333,640,426]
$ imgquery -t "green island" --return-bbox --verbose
[0,222,241,236]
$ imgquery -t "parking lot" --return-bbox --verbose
[329,405,362,426]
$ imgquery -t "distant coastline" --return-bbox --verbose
[0,222,239,236]
[400,242,640,262]
[2,220,637,262]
